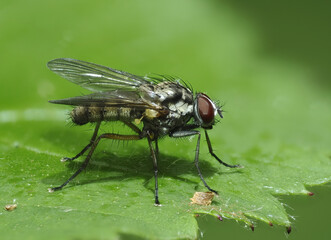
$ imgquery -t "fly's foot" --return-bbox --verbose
[208,188,218,195]
[232,164,243,168]
[61,157,73,162]
[48,186,62,192]
[154,198,162,207]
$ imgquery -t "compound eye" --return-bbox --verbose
[198,94,215,125]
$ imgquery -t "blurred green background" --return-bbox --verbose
[1,0,330,239]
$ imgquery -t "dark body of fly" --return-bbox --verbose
[68,81,194,136]
[48,58,240,205]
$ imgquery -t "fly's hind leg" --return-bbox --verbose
[61,122,101,162]
[49,132,143,192]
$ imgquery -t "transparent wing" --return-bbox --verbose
[49,90,163,110]
[47,58,151,92]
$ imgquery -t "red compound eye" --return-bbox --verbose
[197,94,215,124]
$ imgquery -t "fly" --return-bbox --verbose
[47,58,241,206]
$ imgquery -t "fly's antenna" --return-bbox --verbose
[215,100,225,119]
[217,108,224,118]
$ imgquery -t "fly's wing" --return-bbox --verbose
[47,58,151,92]
[49,90,163,110]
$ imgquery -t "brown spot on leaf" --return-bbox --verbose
[4,204,17,211]
[190,192,215,206]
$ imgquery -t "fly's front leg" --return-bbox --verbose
[146,132,160,206]
[61,121,101,162]
[204,129,242,168]
[170,130,218,194]
[49,132,142,192]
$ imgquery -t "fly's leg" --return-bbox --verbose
[61,122,101,162]
[49,132,142,192]
[194,131,218,194]
[122,120,142,134]
[204,130,242,168]
[123,121,159,156]
[170,130,218,194]
[61,144,91,162]
[155,138,159,157]
[146,132,160,206]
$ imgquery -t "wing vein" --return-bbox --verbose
[47,58,150,92]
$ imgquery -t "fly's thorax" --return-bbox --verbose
[167,99,194,118]
[140,81,194,119]
[71,106,143,125]
[139,81,195,135]
[139,81,193,106]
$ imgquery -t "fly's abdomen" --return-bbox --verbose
[71,106,141,125]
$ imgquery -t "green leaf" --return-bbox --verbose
[1,120,199,239]
[1,0,331,239]
[1,91,330,239]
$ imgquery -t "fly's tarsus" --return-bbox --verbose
[204,129,242,169]
[60,157,73,162]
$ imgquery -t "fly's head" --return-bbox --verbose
[193,93,223,129]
